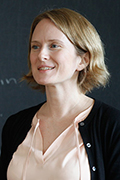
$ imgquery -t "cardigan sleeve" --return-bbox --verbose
[0,116,12,180]
[79,100,120,180]
[0,103,41,180]
[0,114,33,180]
[102,106,120,180]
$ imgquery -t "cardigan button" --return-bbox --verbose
[80,122,85,126]
[92,166,96,171]
[86,143,91,148]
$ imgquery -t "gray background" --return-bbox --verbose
[0,0,120,149]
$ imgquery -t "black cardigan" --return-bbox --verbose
[0,99,120,180]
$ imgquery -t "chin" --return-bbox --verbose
[35,80,51,86]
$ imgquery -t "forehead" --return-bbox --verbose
[31,18,67,42]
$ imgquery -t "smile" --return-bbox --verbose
[38,67,54,70]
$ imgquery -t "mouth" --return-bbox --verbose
[38,66,55,70]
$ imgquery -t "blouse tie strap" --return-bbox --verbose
[21,119,40,180]
[73,121,82,180]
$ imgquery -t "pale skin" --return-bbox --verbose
[30,18,94,153]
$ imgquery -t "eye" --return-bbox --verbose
[31,45,39,50]
[50,44,59,49]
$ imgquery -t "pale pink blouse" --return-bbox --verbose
[7,106,92,180]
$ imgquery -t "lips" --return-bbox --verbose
[38,66,55,70]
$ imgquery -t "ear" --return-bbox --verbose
[76,52,90,71]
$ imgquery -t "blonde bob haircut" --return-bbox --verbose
[23,8,110,93]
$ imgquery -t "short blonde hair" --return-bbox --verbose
[23,8,110,93]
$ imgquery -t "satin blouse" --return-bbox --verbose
[7,106,92,180]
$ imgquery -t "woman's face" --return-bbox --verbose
[30,18,83,88]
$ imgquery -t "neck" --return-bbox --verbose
[40,83,92,119]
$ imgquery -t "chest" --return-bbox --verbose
[39,118,74,153]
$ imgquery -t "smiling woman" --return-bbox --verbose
[1,7,120,180]
[24,8,109,93]
[29,18,84,88]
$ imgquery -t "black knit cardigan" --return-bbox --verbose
[0,99,120,180]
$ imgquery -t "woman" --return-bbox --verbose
[0,8,120,180]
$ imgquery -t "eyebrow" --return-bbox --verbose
[31,39,64,44]
[48,39,64,43]
[31,40,40,44]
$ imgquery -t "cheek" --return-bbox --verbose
[53,51,68,64]
[30,52,36,65]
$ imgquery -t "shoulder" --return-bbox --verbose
[85,99,120,140]
[2,102,45,143]
[87,99,120,124]
[83,99,120,138]
[3,102,44,129]
[1,102,45,156]
[96,99,120,124]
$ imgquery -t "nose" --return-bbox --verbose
[38,46,49,61]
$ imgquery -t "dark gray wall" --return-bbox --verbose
[0,0,120,148]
